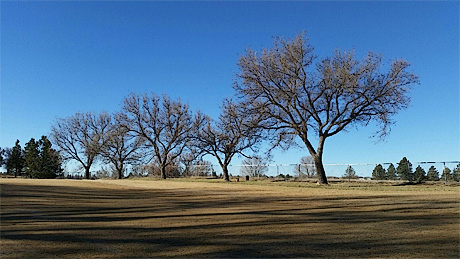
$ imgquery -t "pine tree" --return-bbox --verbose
[23,136,62,179]
[386,164,397,180]
[0,147,4,166]
[24,138,41,178]
[452,163,460,182]
[440,167,452,182]
[6,140,24,177]
[343,165,357,182]
[372,164,386,180]
[413,165,426,183]
[397,157,413,181]
[426,166,440,181]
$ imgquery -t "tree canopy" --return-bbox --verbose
[120,93,195,179]
[234,33,419,184]
[51,112,111,179]
[194,99,263,181]
[24,136,62,179]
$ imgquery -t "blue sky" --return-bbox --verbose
[1,1,459,174]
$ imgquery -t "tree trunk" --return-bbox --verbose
[85,167,90,179]
[117,163,124,179]
[313,154,328,184]
[222,165,230,182]
[161,166,167,179]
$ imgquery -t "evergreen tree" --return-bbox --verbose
[6,140,24,177]
[386,163,397,180]
[24,138,41,178]
[452,163,460,182]
[397,157,413,181]
[343,165,357,182]
[440,167,452,182]
[372,164,386,180]
[426,166,440,181]
[23,136,62,179]
[413,165,426,183]
[0,147,4,167]
[39,136,63,178]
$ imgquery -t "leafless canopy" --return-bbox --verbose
[120,93,194,179]
[50,112,111,179]
[100,115,145,179]
[194,99,263,181]
[180,147,205,177]
[240,156,268,177]
[234,33,419,184]
[294,156,317,178]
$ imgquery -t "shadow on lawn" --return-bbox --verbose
[1,182,459,258]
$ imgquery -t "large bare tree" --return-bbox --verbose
[51,112,111,179]
[234,34,419,184]
[194,99,263,181]
[120,93,194,179]
[100,115,144,179]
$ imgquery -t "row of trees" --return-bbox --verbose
[49,95,262,181]
[2,33,421,184]
[372,157,460,182]
[0,137,63,178]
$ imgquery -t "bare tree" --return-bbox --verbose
[146,155,182,178]
[294,156,317,178]
[240,156,268,177]
[189,160,213,177]
[180,147,203,177]
[100,115,144,179]
[120,93,194,179]
[51,112,111,179]
[234,33,419,184]
[194,99,263,181]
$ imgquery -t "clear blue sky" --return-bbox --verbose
[1,1,459,174]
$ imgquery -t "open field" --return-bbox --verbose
[1,178,459,258]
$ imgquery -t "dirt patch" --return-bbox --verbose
[1,178,459,258]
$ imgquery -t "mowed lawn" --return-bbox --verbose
[1,178,459,258]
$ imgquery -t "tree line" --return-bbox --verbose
[0,137,62,178]
[371,157,460,182]
[45,95,262,181]
[1,33,422,183]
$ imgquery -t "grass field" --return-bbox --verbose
[1,178,459,258]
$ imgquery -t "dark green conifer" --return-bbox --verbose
[6,140,24,178]
[386,164,397,180]
[23,136,62,179]
[372,164,386,180]
[426,166,440,181]
[413,165,426,183]
[452,163,460,182]
[397,157,413,181]
[39,136,63,178]
[24,138,41,178]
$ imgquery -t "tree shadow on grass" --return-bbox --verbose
[1,182,459,258]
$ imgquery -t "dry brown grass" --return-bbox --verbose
[1,178,459,258]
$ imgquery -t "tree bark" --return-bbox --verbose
[222,165,230,182]
[118,167,123,179]
[85,167,90,179]
[161,166,167,179]
[313,154,328,184]
[116,162,124,179]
